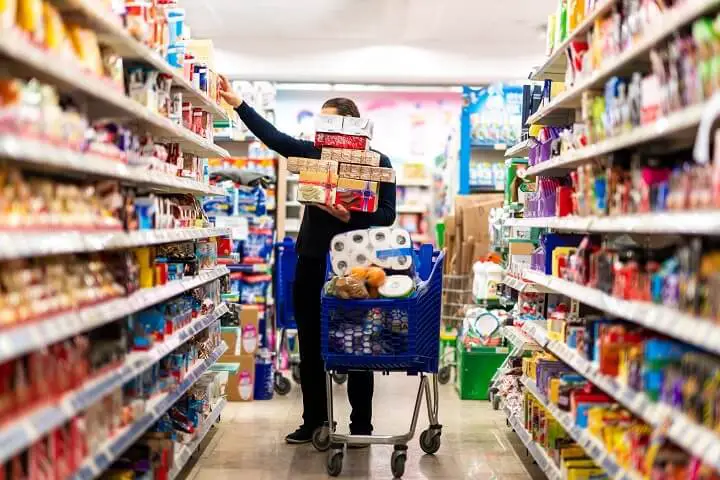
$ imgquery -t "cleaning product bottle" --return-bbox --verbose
[472,261,504,303]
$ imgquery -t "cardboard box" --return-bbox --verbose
[220,327,242,356]
[321,148,380,166]
[339,164,395,183]
[213,357,255,402]
[239,305,260,355]
[315,115,374,139]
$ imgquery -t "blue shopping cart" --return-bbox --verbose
[312,244,444,478]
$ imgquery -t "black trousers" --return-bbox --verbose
[293,255,374,434]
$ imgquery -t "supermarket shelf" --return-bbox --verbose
[0,227,231,260]
[524,102,707,177]
[0,304,228,465]
[73,342,228,480]
[169,398,226,479]
[504,139,533,158]
[520,376,640,480]
[523,269,720,355]
[530,0,616,81]
[503,274,554,293]
[397,178,432,187]
[52,0,228,120]
[398,205,428,214]
[0,31,229,158]
[522,322,720,473]
[504,210,720,235]
[0,135,226,195]
[0,266,230,364]
[527,0,720,125]
[504,408,562,480]
[500,325,542,351]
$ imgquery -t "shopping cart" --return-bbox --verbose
[312,244,444,478]
[274,238,347,393]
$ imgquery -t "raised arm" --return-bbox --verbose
[219,77,315,158]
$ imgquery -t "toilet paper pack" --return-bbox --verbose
[330,227,414,276]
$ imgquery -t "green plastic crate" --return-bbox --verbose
[455,343,509,400]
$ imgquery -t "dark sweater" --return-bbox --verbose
[235,102,397,259]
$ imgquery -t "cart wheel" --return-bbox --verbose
[492,394,501,411]
[419,429,441,455]
[327,450,344,477]
[437,366,451,385]
[332,373,348,385]
[274,374,292,396]
[312,426,331,452]
[391,449,407,478]
[292,365,301,384]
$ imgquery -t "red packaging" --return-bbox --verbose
[314,132,369,150]
[182,102,192,130]
[0,361,13,422]
[155,263,169,286]
[29,439,52,480]
[217,238,232,257]
[52,427,71,480]
[192,108,204,136]
[556,186,574,217]
[70,417,86,470]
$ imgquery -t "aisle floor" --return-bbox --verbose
[184,375,544,480]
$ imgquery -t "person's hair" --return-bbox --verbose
[322,97,360,117]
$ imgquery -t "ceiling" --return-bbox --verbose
[179,0,557,85]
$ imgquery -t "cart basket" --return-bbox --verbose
[275,237,297,330]
[320,245,444,374]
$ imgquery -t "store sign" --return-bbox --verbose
[463,84,523,148]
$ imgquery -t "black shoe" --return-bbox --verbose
[285,426,315,444]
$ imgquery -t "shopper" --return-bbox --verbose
[219,77,397,445]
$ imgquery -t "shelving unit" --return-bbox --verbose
[504,406,562,480]
[527,0,720,126]
[504,139,533,158]
[0,2,234,477]
[169,398,227,479]
[503,274,554,294]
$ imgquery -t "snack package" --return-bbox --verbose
[297,160,338,206]
[335,178,378,212]
[315,132,369,150]
[17,0,43,45]
[67,24,103,76]
[321,148,380,166]
[338,164,395,183]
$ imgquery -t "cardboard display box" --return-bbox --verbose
[212,357,255,402]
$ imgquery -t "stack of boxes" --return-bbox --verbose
[287,115,396,213]
[212,305,260,402]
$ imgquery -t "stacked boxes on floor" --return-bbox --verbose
[214,305,260,401]
[287,115,395,212]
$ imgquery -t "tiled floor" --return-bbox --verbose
[183,375,544,479]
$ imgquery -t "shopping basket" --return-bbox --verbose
[314,244,444,478]
[272,237,298,395]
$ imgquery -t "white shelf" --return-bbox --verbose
[505,210,720,235]
[52,0,228,120]
[522,322,720,473]
[523,269,720,355]
[530,0,617,81]
[397,205,428,214]
[0,227,231,260]
[169,398,226,479]
[527,0,720,125]
[520,376,640,480]
[0,135,226,194]
[504,139,533,158]
[72,342,227,480]
[0,304,228,465]
[503,274,554,293]
[504,408,562,480]
[500,325,542,351]
[524,102,708,176]
[0,266,230,364]
[0,31,229,159]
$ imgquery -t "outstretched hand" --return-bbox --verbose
[218,75,242,108]
[316,204,351,223]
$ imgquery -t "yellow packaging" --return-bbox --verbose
[17,0,43,44]
[67,23,103,75]
[297,183,335,206]
[337,177,378,193]
[559,446,588,461]
[567,0,585,33]
[549,378,562,405]
[567,468,605,480]
[0,0,16,29]
[299,170,335,185]
[42,2,70,54]
[551,246,577,277]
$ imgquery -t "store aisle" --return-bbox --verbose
[183,375,544,480]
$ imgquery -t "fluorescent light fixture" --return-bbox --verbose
[275,83,463,93]
[275,83,332,91]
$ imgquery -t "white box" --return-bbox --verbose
[342,116,374,139]
[315,114,345,133]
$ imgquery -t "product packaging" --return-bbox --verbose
[338,164,395,183]
[329,227,413,276]
[296,159,339,206]
[335,178,378,212]
[314,132,369,150]
[321,148,381,166]
[315,114,374,139]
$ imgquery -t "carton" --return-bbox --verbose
[213,357,255,402]
[239,305,260,355]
